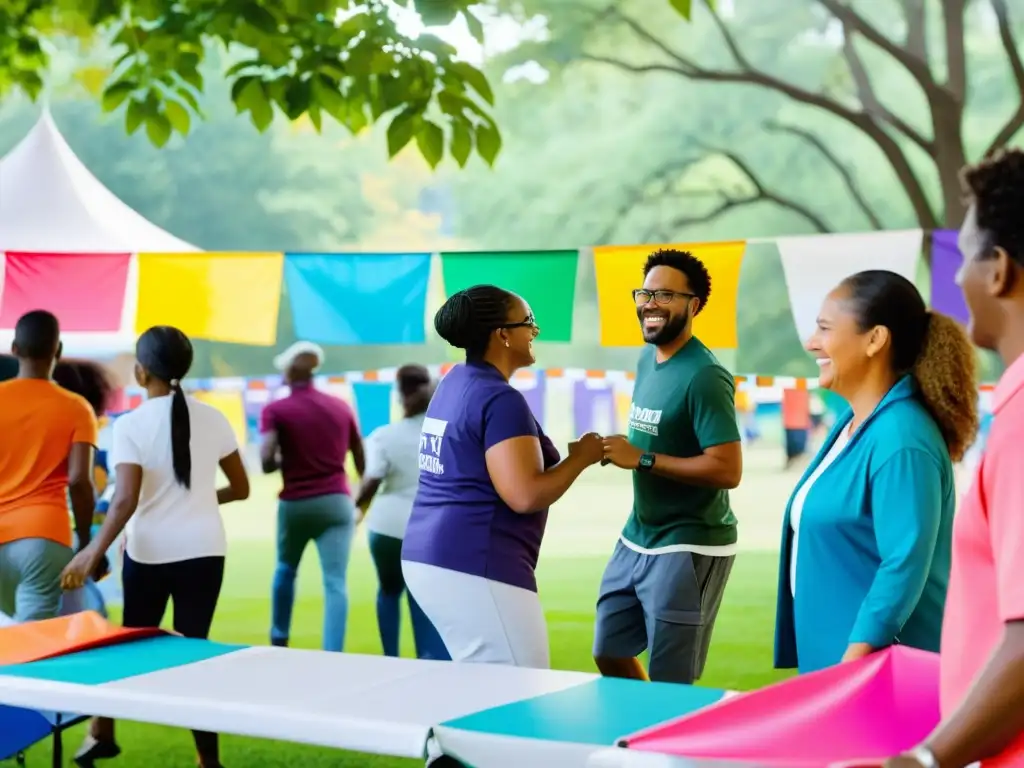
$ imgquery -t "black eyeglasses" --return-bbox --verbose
[633,289,696,306]
[499,314,538,329]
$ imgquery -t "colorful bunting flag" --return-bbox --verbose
[777,230,923,344]
[440,250,578,342]
[593,242,745,348]
[929,230,969,324]
[283,253,431,345]
[0,252,131,332]
[193,390,249,448]
[351,381,393,436]
[135,253,283,346]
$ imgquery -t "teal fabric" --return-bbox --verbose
[0,636,245,685]
[440,677,725,744]
[774,375,954,673]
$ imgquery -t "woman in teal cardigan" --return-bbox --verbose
[775,270,980,674]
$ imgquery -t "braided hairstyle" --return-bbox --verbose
[136,326,194,488]
[434,285,516,360]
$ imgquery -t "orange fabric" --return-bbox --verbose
[0,612,163,665]
[781,389,811,430]
[0,379,98,547]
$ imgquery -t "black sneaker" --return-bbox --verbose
[73,736,121,767]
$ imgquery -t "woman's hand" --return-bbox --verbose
[61,544,101,590]
[569,432,605,466]
[841,642,875,663]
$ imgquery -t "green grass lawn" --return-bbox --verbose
[22,544,788,768]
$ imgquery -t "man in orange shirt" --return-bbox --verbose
[0,310,98,621]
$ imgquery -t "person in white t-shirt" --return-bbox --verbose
[354,364,448,661]
[61,326,250,768]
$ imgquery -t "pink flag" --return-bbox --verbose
[622,647,940,767]
[0,252,131,331]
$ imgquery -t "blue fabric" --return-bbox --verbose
[351,381,393,437]
[441,677,725,744]
[775,375,954,673]
[284,253,431,345]
[0,636,244,685]
[0,706,55,759]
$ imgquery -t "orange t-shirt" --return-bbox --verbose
[0,378,98,547]
[781,388,811,430]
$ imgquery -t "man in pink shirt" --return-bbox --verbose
[260,342,364,652]
[876,149,1024,768]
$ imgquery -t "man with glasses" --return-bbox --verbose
[594,248,743,684]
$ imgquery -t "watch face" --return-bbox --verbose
[639,454,654,469]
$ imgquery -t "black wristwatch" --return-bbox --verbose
[637,453,656,473]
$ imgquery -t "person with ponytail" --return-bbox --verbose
[355,364,448,661]
[61,326,250,768]
[402,285,604,671]
[774,270,978,675]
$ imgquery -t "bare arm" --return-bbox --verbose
[89,463,142,555]
[217,450,250,504]
[67,442,96,548]
[650,441,743,489]
[349,422,365,478]
[355,476,382,510]
[260,430,280,474]
[486,436,592,514]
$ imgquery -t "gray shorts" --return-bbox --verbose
[592,539,734,684]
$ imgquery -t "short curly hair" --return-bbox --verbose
[960,147,1024,266]
[642,248,712,314]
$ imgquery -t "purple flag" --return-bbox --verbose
[574,380,616,436]
[931,230,969,324]
[512,371,546,427]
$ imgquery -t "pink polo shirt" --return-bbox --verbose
[940,353,1024,767]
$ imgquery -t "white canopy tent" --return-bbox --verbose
[0,109,200,357]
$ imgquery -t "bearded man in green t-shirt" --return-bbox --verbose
[594,248,743,684]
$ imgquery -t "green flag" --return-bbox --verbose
[439,250,578,342]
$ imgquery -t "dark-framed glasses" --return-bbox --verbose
[500,313,538,330]
[633,289,696,306]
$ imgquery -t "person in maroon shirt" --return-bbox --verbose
[260,342,365,651]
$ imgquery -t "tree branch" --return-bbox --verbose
[840,28,933,151]
[580,6,940,227]
[985,0,1024,156]
[763,119,884,230]
[940,0,967,100]
[666,145,833,234]
[814,0,939,94]
[900,0,928,63]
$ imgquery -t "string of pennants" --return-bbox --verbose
[0,230,972,349]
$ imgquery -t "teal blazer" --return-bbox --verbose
[774,375,954,673]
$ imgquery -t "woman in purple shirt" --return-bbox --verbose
[402,285,604,669]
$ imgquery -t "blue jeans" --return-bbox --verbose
[0,538,73,621]
[271,493,355,652]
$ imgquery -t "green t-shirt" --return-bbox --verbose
[621,338,741,550]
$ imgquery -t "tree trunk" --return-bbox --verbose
[930,91,969,228]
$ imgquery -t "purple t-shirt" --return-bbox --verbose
[259,382,358,501]
[402,361,560,593]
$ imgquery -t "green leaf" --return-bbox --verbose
[414,0,458,26]
[164,99,191,134]
[234,77,274,131]
[240,2,280,34]
[416,119,445,168]
[450,118,472,167]
[463,9,485,44]
[307,103,322,132]
[448,61,494,105]
[101,79,135,111]
[178,65,203,91]
[125,98,146,134]
[145,112,173,147]
[175,85,201,113]
[669,0,693,18]
[282,78,312,120]
[386,108,421,158]
[224,59,258,78]
[475,120,501,166]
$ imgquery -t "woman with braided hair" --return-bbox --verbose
[62,326,250,768]
[401,285,604,670]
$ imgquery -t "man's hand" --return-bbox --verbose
[602,435,643,470]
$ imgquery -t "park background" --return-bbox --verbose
[1,0,1022,765]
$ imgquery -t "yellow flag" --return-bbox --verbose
[135,253,284,345]
[593,242,746,348]
[193,391,248,448]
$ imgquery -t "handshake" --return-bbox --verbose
[567,432,639,469]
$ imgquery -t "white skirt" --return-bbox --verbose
[402,561,550,669]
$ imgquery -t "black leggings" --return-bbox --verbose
[122,554,225,637]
